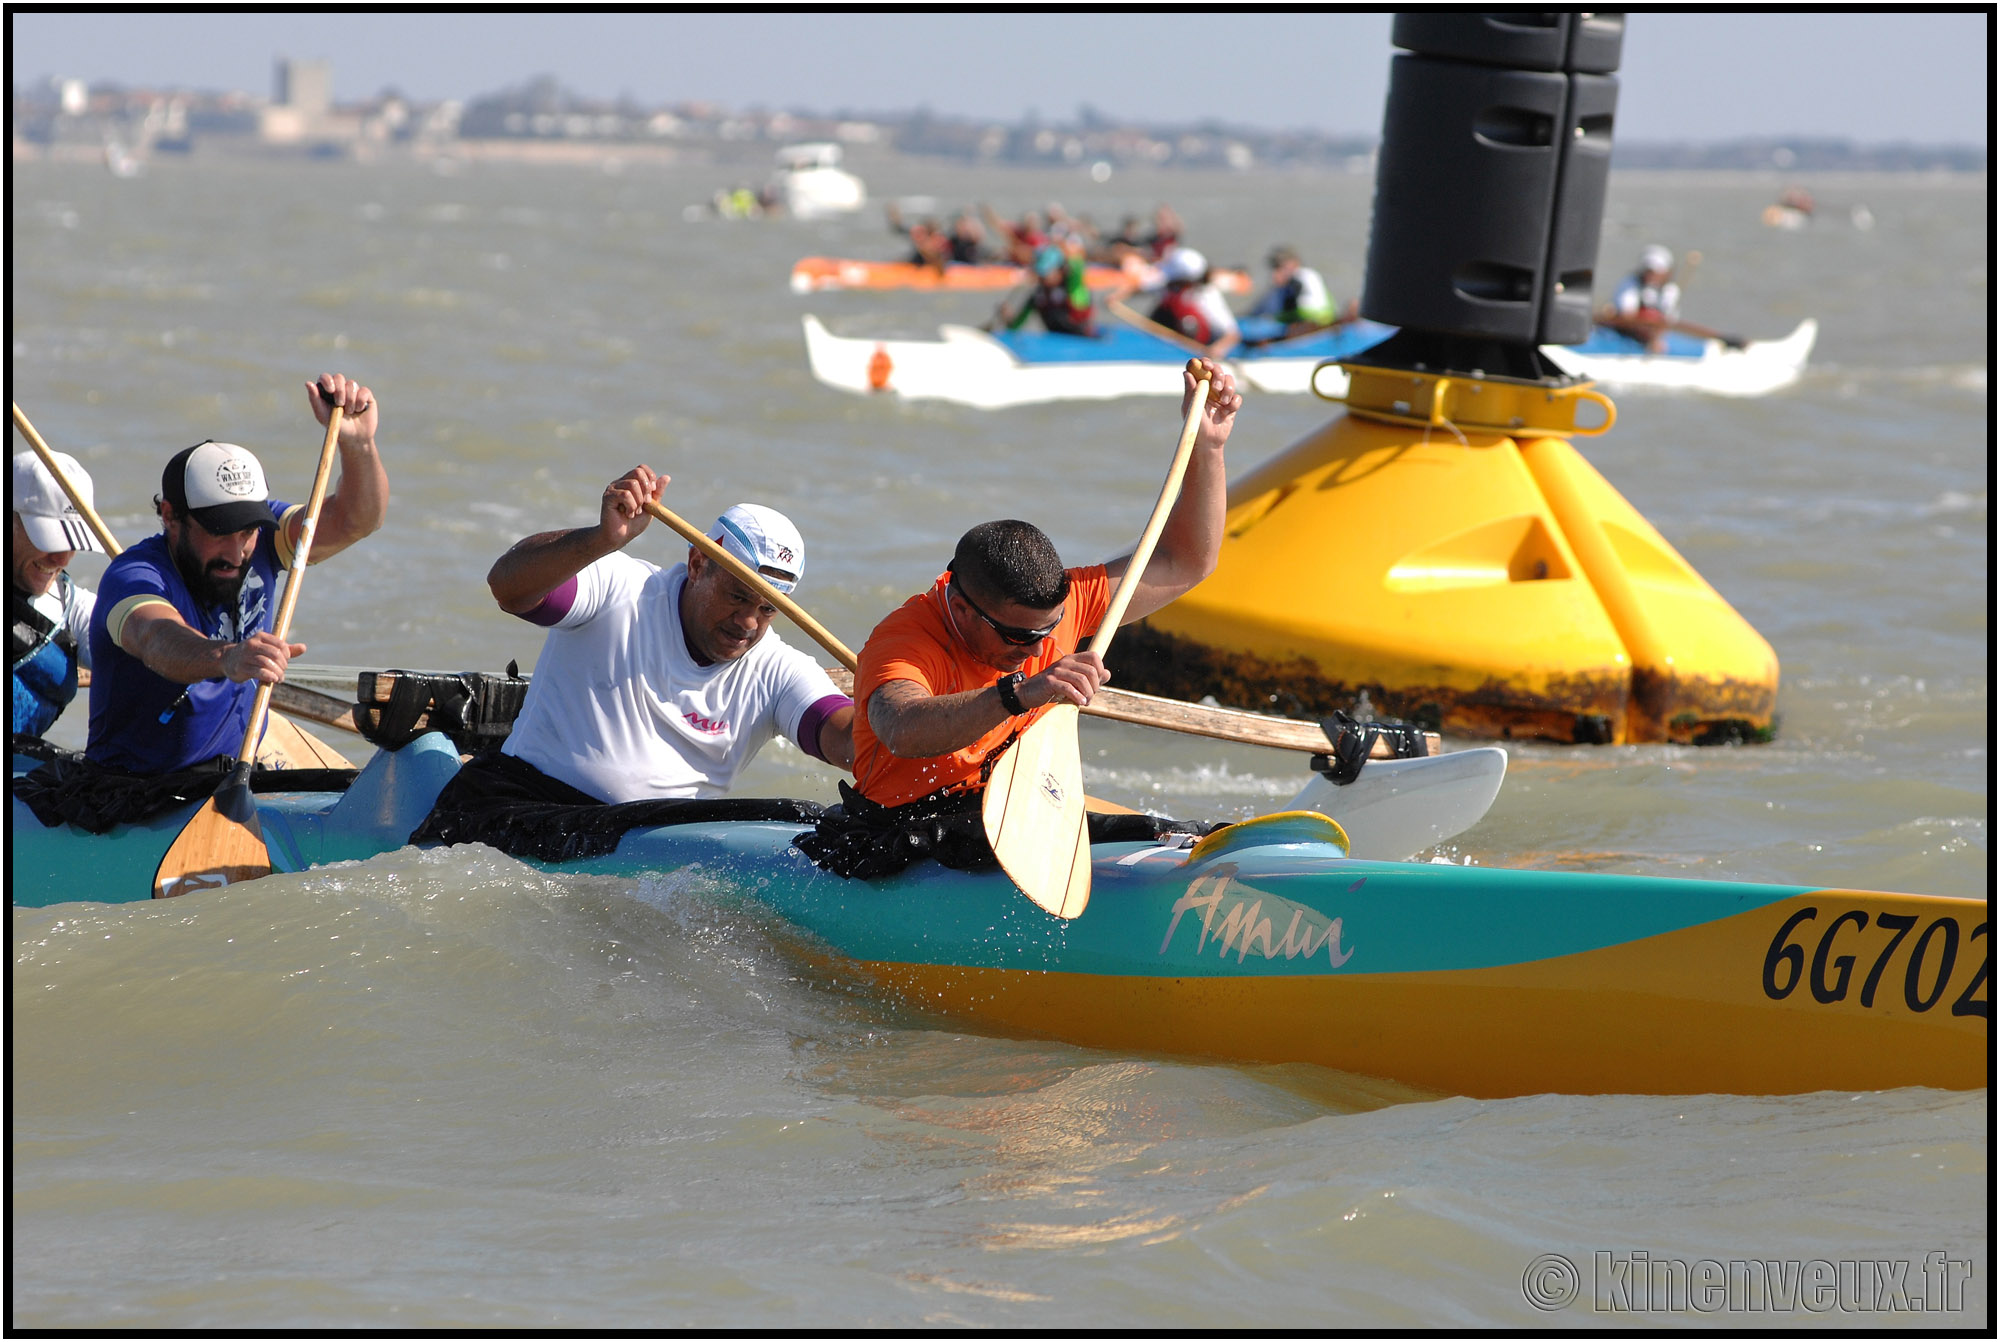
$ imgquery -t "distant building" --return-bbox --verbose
[262,57,332,143]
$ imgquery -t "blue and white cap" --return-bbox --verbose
[13,449,104,554]
[707,503,805,594]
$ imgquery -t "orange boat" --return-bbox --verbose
[790,256,1252,295]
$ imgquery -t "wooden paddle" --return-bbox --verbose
[641,497,859,673]
[11,402,124,555]
[817,667,1435,759]
[152,404,344,899]
[981,360,1214,920]
[1107,297,1218,360]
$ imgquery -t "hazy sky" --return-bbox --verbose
[10,11,1990,144]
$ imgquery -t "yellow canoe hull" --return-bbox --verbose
[847,889,1987,1099]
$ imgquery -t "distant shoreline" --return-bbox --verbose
[12,136,1989,183]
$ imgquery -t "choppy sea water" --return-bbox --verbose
[10,154,1988,1328]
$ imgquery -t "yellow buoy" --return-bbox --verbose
[1115,365,1778,745]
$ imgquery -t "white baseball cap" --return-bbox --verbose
[13,449,105,554]
[1161,246,1208,284]
[707,503,805,594]
[1641,244,1674,273]
[162,441,276,534]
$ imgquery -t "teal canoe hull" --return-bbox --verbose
[12,736,1986,1096]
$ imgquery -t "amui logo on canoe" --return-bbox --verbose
[1159,863,1356,969]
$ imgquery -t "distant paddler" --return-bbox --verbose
[84,374,387,776]
[1595,244,1745,353]
[1241,245,1361,345]
[410,468,855,861]
[1147,247,1241,359]
[10,443,106,739]
[984,244,1098,336]
[794,360,1240,881]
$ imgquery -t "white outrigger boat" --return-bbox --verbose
[803,315,1818,408]
[1541,319,1818,397]
[801,316,1398,408]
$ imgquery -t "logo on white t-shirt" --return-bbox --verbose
[683,708,730,735]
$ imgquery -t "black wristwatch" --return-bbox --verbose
[995,672,1028,716]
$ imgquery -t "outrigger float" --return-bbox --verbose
[12,734,1985,1099]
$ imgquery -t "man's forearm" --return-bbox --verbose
[489,527,615,612]
[866,681,1014,759]
[310,440,389,559]
[124,616,236,685]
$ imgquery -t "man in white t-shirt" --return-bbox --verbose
[486,465,854,802]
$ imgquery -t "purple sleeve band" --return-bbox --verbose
[518,576,579,626]
[795,694,852,762]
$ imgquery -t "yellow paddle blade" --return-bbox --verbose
[152,779,272,899]
[981,704,1092,919]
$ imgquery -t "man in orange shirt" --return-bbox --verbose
[800,361,1240,877]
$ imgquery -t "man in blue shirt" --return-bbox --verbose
[85,374,387,774]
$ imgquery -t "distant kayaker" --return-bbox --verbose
[980,204,1049,265]
[1140,204,1184,261]
[986,245,1097,337]
[797,362,1239,877]
[83,374,386,775]
[408,467,856,859]
[885,202,951,270]
[1243,245,1358,343]
[11,449,104,738]
[1149,248,1241,358]
[944,211,990,264]
[1597,245,1744,353]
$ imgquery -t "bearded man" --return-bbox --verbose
[84,374,386,773]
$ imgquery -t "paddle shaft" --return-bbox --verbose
[1107,297,1219,362]
[1089,370,1212,655]
[229,405,344,764]
[642,498,858,673]
[10,402,124,555]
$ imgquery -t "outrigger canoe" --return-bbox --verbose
[803,316,1818,407]
[12,736,1984,1098]
[790,257,1253,296]
[1542,319,1818,397]
[802,316,1397,408]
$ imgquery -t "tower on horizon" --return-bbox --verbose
[274,58,331,117]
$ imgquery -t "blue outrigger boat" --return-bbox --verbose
[13,735,1985,1099]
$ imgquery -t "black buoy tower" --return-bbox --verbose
[1120,12,1779,745]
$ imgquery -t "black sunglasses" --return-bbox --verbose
[950,578,1062,646]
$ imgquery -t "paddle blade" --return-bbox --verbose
[152,766,272,899]
[259,709,356,770]
[982,704,1092,919]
